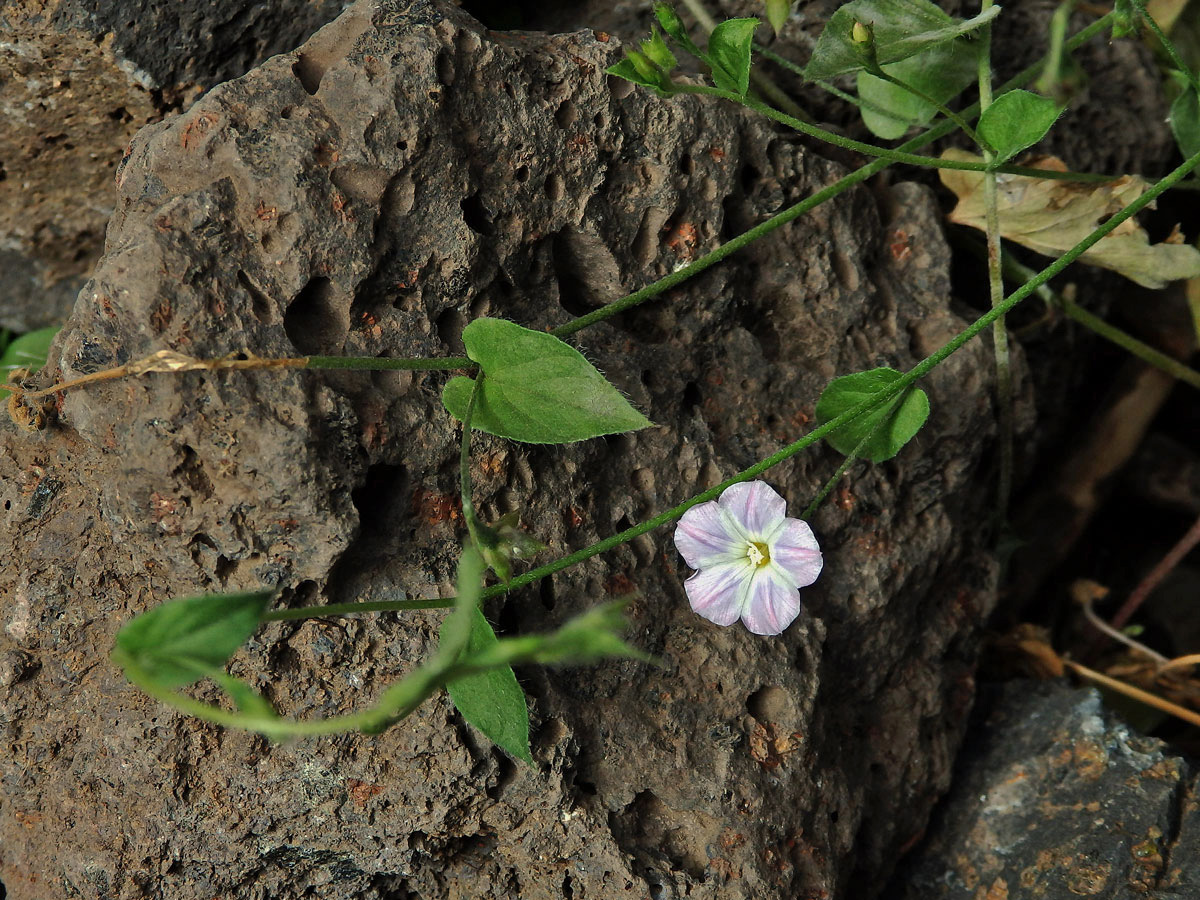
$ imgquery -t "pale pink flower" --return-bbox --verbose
[673,481,822,635]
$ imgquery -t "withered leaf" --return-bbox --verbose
[939,149,1200,289]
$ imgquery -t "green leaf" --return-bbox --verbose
[1111,0,1138,38]
[0,325,60,374]
[856,40,980,139]
[212,672,278,719]
[765,0,791,35]
[654,3,705,57]
[441,318,652,443]
[977,90,1063,163]
[1170,78,1200,161]
[444,609,533,765]
[707,17,760,95]
[814,368,930,462]
[641,26,678,72]
[115,591,272,689]
[804,0,1000,81]
[437,548,486,666]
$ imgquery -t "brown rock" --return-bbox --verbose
[2,1,1005,897]
[0,0,346,331]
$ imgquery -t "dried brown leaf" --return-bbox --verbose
[939,149,1200,289]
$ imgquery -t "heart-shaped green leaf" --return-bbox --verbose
[978,90,1063,163]
[815,367,930,462]
[442,318,652,443]
[707,17,760,95]
[856,39,981,139]
[444,609,533,765]
[115,591,272,689]
[766,0,791,35]
[804,0,1000,81]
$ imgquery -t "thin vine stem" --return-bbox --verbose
[459,373,486,552]
[675,83,1101,181]
[800,389,907,519]
[997,251,1200,391]
[977,0,1014,518]
[1131,0,1200,90]
[267,137,1200,621]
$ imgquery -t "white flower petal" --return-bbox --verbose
[684,560,754,627]
[674,501,744,568]
[740,568,802,636]
[768,518,823,588]
[718,481,787,537]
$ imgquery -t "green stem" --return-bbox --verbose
[977,0,1013,518]
[867,65,992,152]
[676,83,1097,180]
[1035,0,1073,97]
[305,355,471,371]
[459,373,486,551]
[1131,0,1200,90]
[999,252,1200,391]
[268,136,1200,621]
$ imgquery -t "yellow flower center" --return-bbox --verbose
[747,541,771,568]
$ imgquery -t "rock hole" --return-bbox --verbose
[396,139,408,151]
[292,54,323,95]
[485,751,518,801]
[545,173,565,202]
[436,49,455,86]
[428,89,441,102]
[502,82,516,98]
[682,381,701,413]
[284,277,347,355]
[280,106,293,119]
[563,874,574,899]
[607,74,635,100]
[215,555,237,582]
[740,162,761,194]
[746,685,789,724]
[515,164,530,183]
[576,779,598,796]
[539,578,556,610]
[437,306,467,353]
[461,192,496,236]
[351,463,409,532]
[633,206,671,267]
[555,98,578,129]
[680,153,694,176]
[236,270,274,324]
[174,445,214,498]
[832,248,860,292]
[553,227,623,316]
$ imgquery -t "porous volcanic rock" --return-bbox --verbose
[895,681,1200,899]
[2,1,1004,897]
[0,0,347,331]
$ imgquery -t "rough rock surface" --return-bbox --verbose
[2,1,1006,898]
[0,0,347,331]
[894,681,1200,899]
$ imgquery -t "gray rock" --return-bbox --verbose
[0,0,347,331]
[895,680,1200,900]
[2,1,1008,898]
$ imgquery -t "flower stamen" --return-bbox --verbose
[747,541,771,567]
